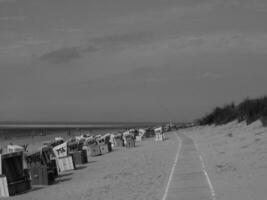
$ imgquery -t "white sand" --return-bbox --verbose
[4,132,179,200]
[3,123,267,200]
[186,120,267,200]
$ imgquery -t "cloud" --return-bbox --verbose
[215,0,267,9]
[39,44,99,64]
[0,16,26,21]
[201,72,222,79]
[40,47,82,64]
[92,32,153,47]
[110,2,214,26]
[54,28,83,33]
[38,32,154,64]
[125,32,267,57]
[81,46,99,53]
[0,0,16,2]
[0,44,22,50]
[21,39,48,46]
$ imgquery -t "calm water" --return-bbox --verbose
[0,122,169,139]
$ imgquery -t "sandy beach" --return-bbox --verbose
[185,120,267,200]
[1,123,267,200]
[3,132,178,200]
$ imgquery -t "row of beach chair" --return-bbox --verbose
[0,126,168,197]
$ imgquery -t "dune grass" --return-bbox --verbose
[198,96,267,126]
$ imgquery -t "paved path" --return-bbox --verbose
[164,132,215,200]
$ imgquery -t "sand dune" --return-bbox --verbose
[186,120,267,200]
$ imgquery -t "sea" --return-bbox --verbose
[0,121,171,139]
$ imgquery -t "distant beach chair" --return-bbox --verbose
[7,145,24,153]
[154,127,165,141]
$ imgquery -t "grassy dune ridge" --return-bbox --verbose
[198,96,267,125]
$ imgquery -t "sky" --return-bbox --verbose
[0,0,267,122]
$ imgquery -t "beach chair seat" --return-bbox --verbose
[7,178,31,196]
[107,142,112,152]
[30,166,55,185]
[85,145,101,157]
[135,135,142,142]
[56,156,75,173]
[125,136,135,148]
[26,150,56,186]
[114,138,124,147]
[41,147,58,178]
[70,150,87,165]
[99,144,109,155]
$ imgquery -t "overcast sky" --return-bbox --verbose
[0,0,267,122]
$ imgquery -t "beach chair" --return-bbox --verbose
[154,127,164,141]
[56,156,75,173]
[110,134,115,148]
[0,151,31,196]
[7,145,24,153]
[83,138,101,158]
[40,146,58,177]
[103,134,112,152]
[84,144,101,157]
[96,136,110,155]
[98,134,112,152]
[26,151,55,185]
[53,142,74,173]
[135,136,142,142]
[125,135,135,148]
[136,129,146,141]
[145,128,155,138]
[114,134,124,147]
[69,150,87,165]
[99,144,109,155]
[67,140,87,165]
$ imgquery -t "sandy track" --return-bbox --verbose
[8,132,178,200]
[186,121,267,200]
[165,132,214,200]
